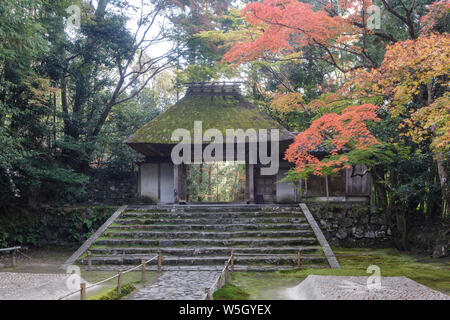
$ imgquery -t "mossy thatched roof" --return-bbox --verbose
[125,95,294,145]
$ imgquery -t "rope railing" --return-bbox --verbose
[58,252,162,300]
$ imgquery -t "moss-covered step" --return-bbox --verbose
[114,217,307,225]
[88,245,322,256]
[102,230,315,240]
[126,206,301,213]
[94,237,318,247]
[107,223,312,232]
[79,254,327,266]
[120,211,306,219]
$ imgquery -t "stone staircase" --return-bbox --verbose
[78,204,329,271]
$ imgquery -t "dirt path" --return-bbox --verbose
[0,247,76,274]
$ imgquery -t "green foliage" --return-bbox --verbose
[0,1,175,206]
[91,87,163,174]
[0,205,117,247]
[187,162,246,202]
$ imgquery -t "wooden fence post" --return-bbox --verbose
[297,250,301,269]
[11,249,16,267]
[217,275,222,290]
[141,259,146,282]
[366,251,369,269]
[80,283,86,300]
[87,251,92,272]
[158,251,162,272]
[225,266,230,284]
[117,272,122,294]
[231,251,234,272]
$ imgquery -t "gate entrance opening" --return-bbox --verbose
[186,161,246,203]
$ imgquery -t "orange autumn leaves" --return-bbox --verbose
[222,0,351,64]
[350,33,450,156]
[350,33,450,115]
[285,104,380,176]
[270,92,304,113]
[221,1,449,177]
[404,93,450,155]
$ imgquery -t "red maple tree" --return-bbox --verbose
[284,104,380,176]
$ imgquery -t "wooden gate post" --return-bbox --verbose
[11,249,16,267]
[158,251,162,272]
[231,251,234,272]
[80,283,86,300]
[297,250,301,269]
[225,266,230,284]
[117,272,122,294]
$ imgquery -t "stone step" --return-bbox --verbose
[120,211,305,219]
[103,230,314,239]
[115,217,307,225]
[108,223,311,231]
[84,264,327,272]
[95,237,318,247]
[89,246,322,256]
[80,254,327,266]
[127,206,301,213]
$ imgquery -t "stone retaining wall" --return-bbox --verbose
[81,170,139,205]
[0,206,116,247]
[307,203,393,247]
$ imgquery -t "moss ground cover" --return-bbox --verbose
[214,247,450,300]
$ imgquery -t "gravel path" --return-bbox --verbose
[129,271,219,300]
[284,275,449,300]
[0,272,76,300]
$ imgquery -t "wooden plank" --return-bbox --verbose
[61,205,128,270]
[157,162,161,201]
[174,164,179,203]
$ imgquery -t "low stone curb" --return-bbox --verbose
[300,203,341,269]
[61,205,128,270]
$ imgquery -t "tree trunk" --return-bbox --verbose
[436,157,449,216]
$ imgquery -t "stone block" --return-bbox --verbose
[432,244,448,258]
[336,229,348,240]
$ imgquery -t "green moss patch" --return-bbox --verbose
[213,284,250,300]
[91,283,136,300]
[228,247,450,299]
